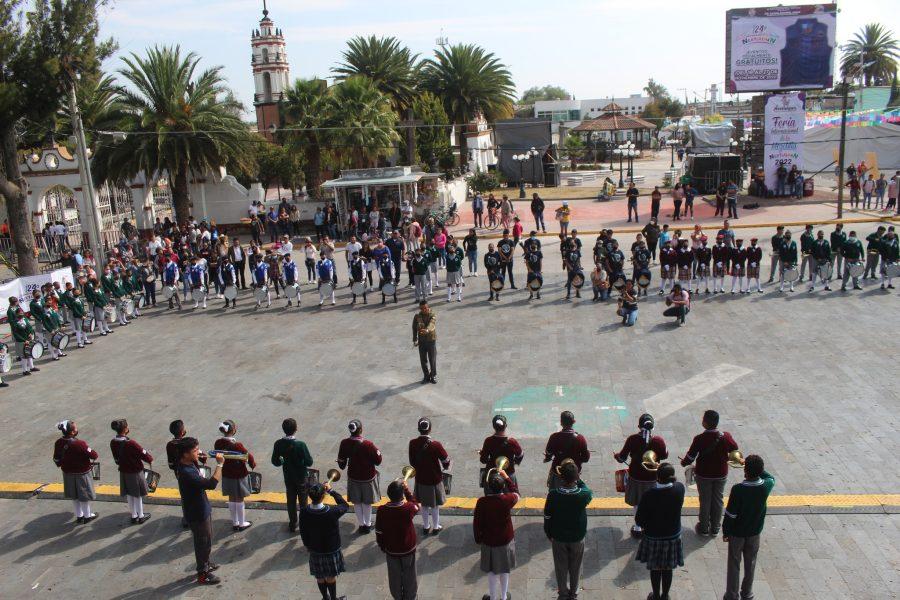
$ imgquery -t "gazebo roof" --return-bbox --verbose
[601,102,624,112]
[572,113,657,132]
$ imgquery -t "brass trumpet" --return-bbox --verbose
[325,468,341,484]
[641,450,660,472]
[554,457,575,476]
[486,456,509,481]
[728,450,745,468]
[400,466,416,482]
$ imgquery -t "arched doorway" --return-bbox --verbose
[39,184,82,254]
[97,182,136,248]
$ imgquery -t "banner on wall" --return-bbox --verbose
[0,268,75,323]
[764,92,806,191]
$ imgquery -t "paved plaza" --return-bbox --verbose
[0,225,898,598]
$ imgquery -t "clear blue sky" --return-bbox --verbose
[100,0,891,117]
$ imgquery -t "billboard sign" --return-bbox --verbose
[764,92,805,191]
[726,4,836,93]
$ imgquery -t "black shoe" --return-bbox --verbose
[83,513,98,523]
[76,517,85,524]
[431,526,442,535]
[429,376,437,384]
[137,514,151,524]
[289,523,297,533]
[421,377,430,384]
[0,382,8,388]
[197,572,221,585]
[853,285,863,290]
[22,371,31,376]
[207,562,220,572]
[423,527,432,536]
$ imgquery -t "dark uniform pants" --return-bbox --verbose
[386,552,418,600]
[285,480,308,528]
[418,340,436,378]
[189,517,213,574]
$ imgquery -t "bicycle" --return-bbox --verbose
[427,203,460,228]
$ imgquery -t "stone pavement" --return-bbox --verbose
[0,225,897,598]
[0,499,896,599]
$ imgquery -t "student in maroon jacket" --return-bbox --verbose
[375,479,421,600]
[474,469,520,600]
[54,420,99,524]
[337,419,383,534]
[479,415,524,488]
[214,419,256,531]
[614,413,668,536]
[110,418,153,524]
[680,410,739,536]
[408,417,450,535]
[544,411,590,489]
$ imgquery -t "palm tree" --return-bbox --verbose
[840,23,899,86]
[91,46,251,224]
[279,78,330,199]
[328,76,399,169]
[56,74,126,148]
[332,36,419,113]
[419,44,515,167]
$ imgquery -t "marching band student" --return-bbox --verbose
[69,288,92,348]
[711,235,729,293]
[124,267,143,317]
[544,459,592,600]
[408,418,451,535]
[524,241,544,300]
[484,243,503,301]
[480,415,524,488]
[635,463,685,600]
[880,228,898,289]
[746,238,763,293]
[676,239,693,292]
[375,479,421,600]
[316,251,335,306]
[54,420,98,524]
[138,259,156,307]
[111,271,131,324]
[445,240,464,302]
[563,239,583,300]
[271,418,314,533]
[167,419,206,528]
[830,223,847,281]
[282,253,299,307]
[101,266,116,299]
[8,297,37,375]
[189,256,207,309]
[767,226,785,283]
[425,239,439,293]
[265,249,283,299]
[214,419,256,531]
[614,413,668,536]
[378,254,397,304]
[840,230,864,291]
[544,411,590,489]
[412,247,429,302]
[809,230,833,292]
[163,254,182,310]
[253,255,271,309]
[299,482,349,600]
[175,437,225,585]
[29,290,51,348]
[337,419,383,534]
[218,255,237,309]
[473,468,520,600]
[778,230,799,292]
[694,239,712,294]
[799,224,815,282]
[110,418,153,524]
[658,239,677,295]
[730,239,747,294]
[349,252,367,305]
[84,277,113,336]
[680,410,739,537]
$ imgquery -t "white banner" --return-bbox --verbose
[764,92,805,191]
[0,268,75,321]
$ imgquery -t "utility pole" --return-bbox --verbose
[69,82,105,270]
[836,80,848,219]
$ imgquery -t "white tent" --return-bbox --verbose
[801,123,900,175]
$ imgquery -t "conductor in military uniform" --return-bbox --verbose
[412,301,437,384]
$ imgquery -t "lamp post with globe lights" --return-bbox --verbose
[666,138,679,168]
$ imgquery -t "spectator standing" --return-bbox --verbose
[531,193,546,232]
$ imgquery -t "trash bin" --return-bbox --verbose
[803,178,814,197]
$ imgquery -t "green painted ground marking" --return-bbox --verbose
[493,385,629,438]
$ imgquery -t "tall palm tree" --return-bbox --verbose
[332,36,419,113]
[419,44,515,167]
[840,23,899,86]
[91,46,251,224]
[328,76,399,169]
[56,74,126,148]
[279,78,330,199]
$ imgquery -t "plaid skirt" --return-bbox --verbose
[677,265,692,281]
[747,263,760,279]
[446,270,463,286]
[730,265,744,277]
[309,549,346,578]
[660,264,673,279]
[713,262,726,277]
[635,534,684,570]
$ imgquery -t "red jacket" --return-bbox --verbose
[110,437,153,474]
[338,436,382,481]
[375,488,420,556]
[616,433,668,482]
[408,436,450,486]
[54,437,98,474]
[473,480,519,546]
[544,429,590,470]
[479,435,524,475]
[681,429,739,479]
[215,438,256,478]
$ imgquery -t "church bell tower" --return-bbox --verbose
[251,1,290,140]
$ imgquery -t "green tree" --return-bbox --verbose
[520,85,570,103]
[0,0,112,274]
[332,35,418,113]
[280,78,329,200]
[643,78,669,101]
[888,70,900,109]
[419,43,516,167]
[563,134,585,168]
[55,73,125,148]
[90,45,252,225]
[328,76,399,169]
[840,23,899,86]
[410,91,452,172]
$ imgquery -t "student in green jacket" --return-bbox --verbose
[863,226,885,279]
[722,454,775,600]
[111,272,130,326]
[84,278,112,336]
[69,287,92,348]
[840,230,865,291]
[778,231,798,292]
[878,228,898,289]
[7,297,37,376]
[544,460,592,600]
[271,418,314,533]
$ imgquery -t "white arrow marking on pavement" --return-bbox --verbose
[596,405,627,410]
[642,364,753,420]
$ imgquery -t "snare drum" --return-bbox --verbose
[319,281,334,296]
[50,331,70,350]
[162,286,175,300]
[351,281,366,295]
[144,273,156,284]
[144,469,161,493]
[224,285,238,300]
[490,278,504,291]
[254,285,269,303]
[23,340,44,360]
[637,270,652,288]
[0,344,11,374]
[885,262,900,278]
[817,261,833,280]
[611,272,626,289]
[382,282,397,296]
[191,286,208,302]
[134,294,146,309]
[104,305,115,323]
[528,277,542,291]
[122,298,135,317]
[285,283,299,299]
[248,471,262,494]
[83,314,95,333]
[848,261,865,278]
[782,266,800,283]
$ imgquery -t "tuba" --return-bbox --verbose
[728,450,745,468]
[641,450,660,472]
[555,457,576,476]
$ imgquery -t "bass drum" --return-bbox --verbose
[122,298,135,318]
[571,272,585,289]
[223,285,238,301]
[816,261,833,280]
[191,286,207,302]
[25,341,44,360]
[848,261,865,278]
[319,281,334,296]
[83,314,96,333]
[527,277,542,291]
[490,278,504,291]
[637,270,652,288]
[351,281,366,295]
[611,272,626,290]
[885,262,900,278]
[285,283,300,299]
[50,331,70,350]
[254,285,269,303]
[782,266,800,283]
[382,282,397,296]
[0,343,11,374]
[162,286,175,300]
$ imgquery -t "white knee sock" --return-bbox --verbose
[488,573,500,600]
[421,506,432,529]
[81,501,94,517]
[228,501,238,525]
[237,502,248,526]
[361,503,373,526]
[73,500,83,518]
[354,504,365,526]
[126,495,136,518]
[134,495,144,518]
[499,573,510,599]
[432,507,440,529]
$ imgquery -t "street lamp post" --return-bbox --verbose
[608,139,615,171]
[615,146,624,188]
[626,143,636,179]
[527,146,539,194]
[666,138,678,168]
[514,154,527,199]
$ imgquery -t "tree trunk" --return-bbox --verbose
[304,144,321,200]
[172,165,191,225]
[0,125,40,275]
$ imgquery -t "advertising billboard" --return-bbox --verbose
[764,92,805,191]
[726,4,837,93]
